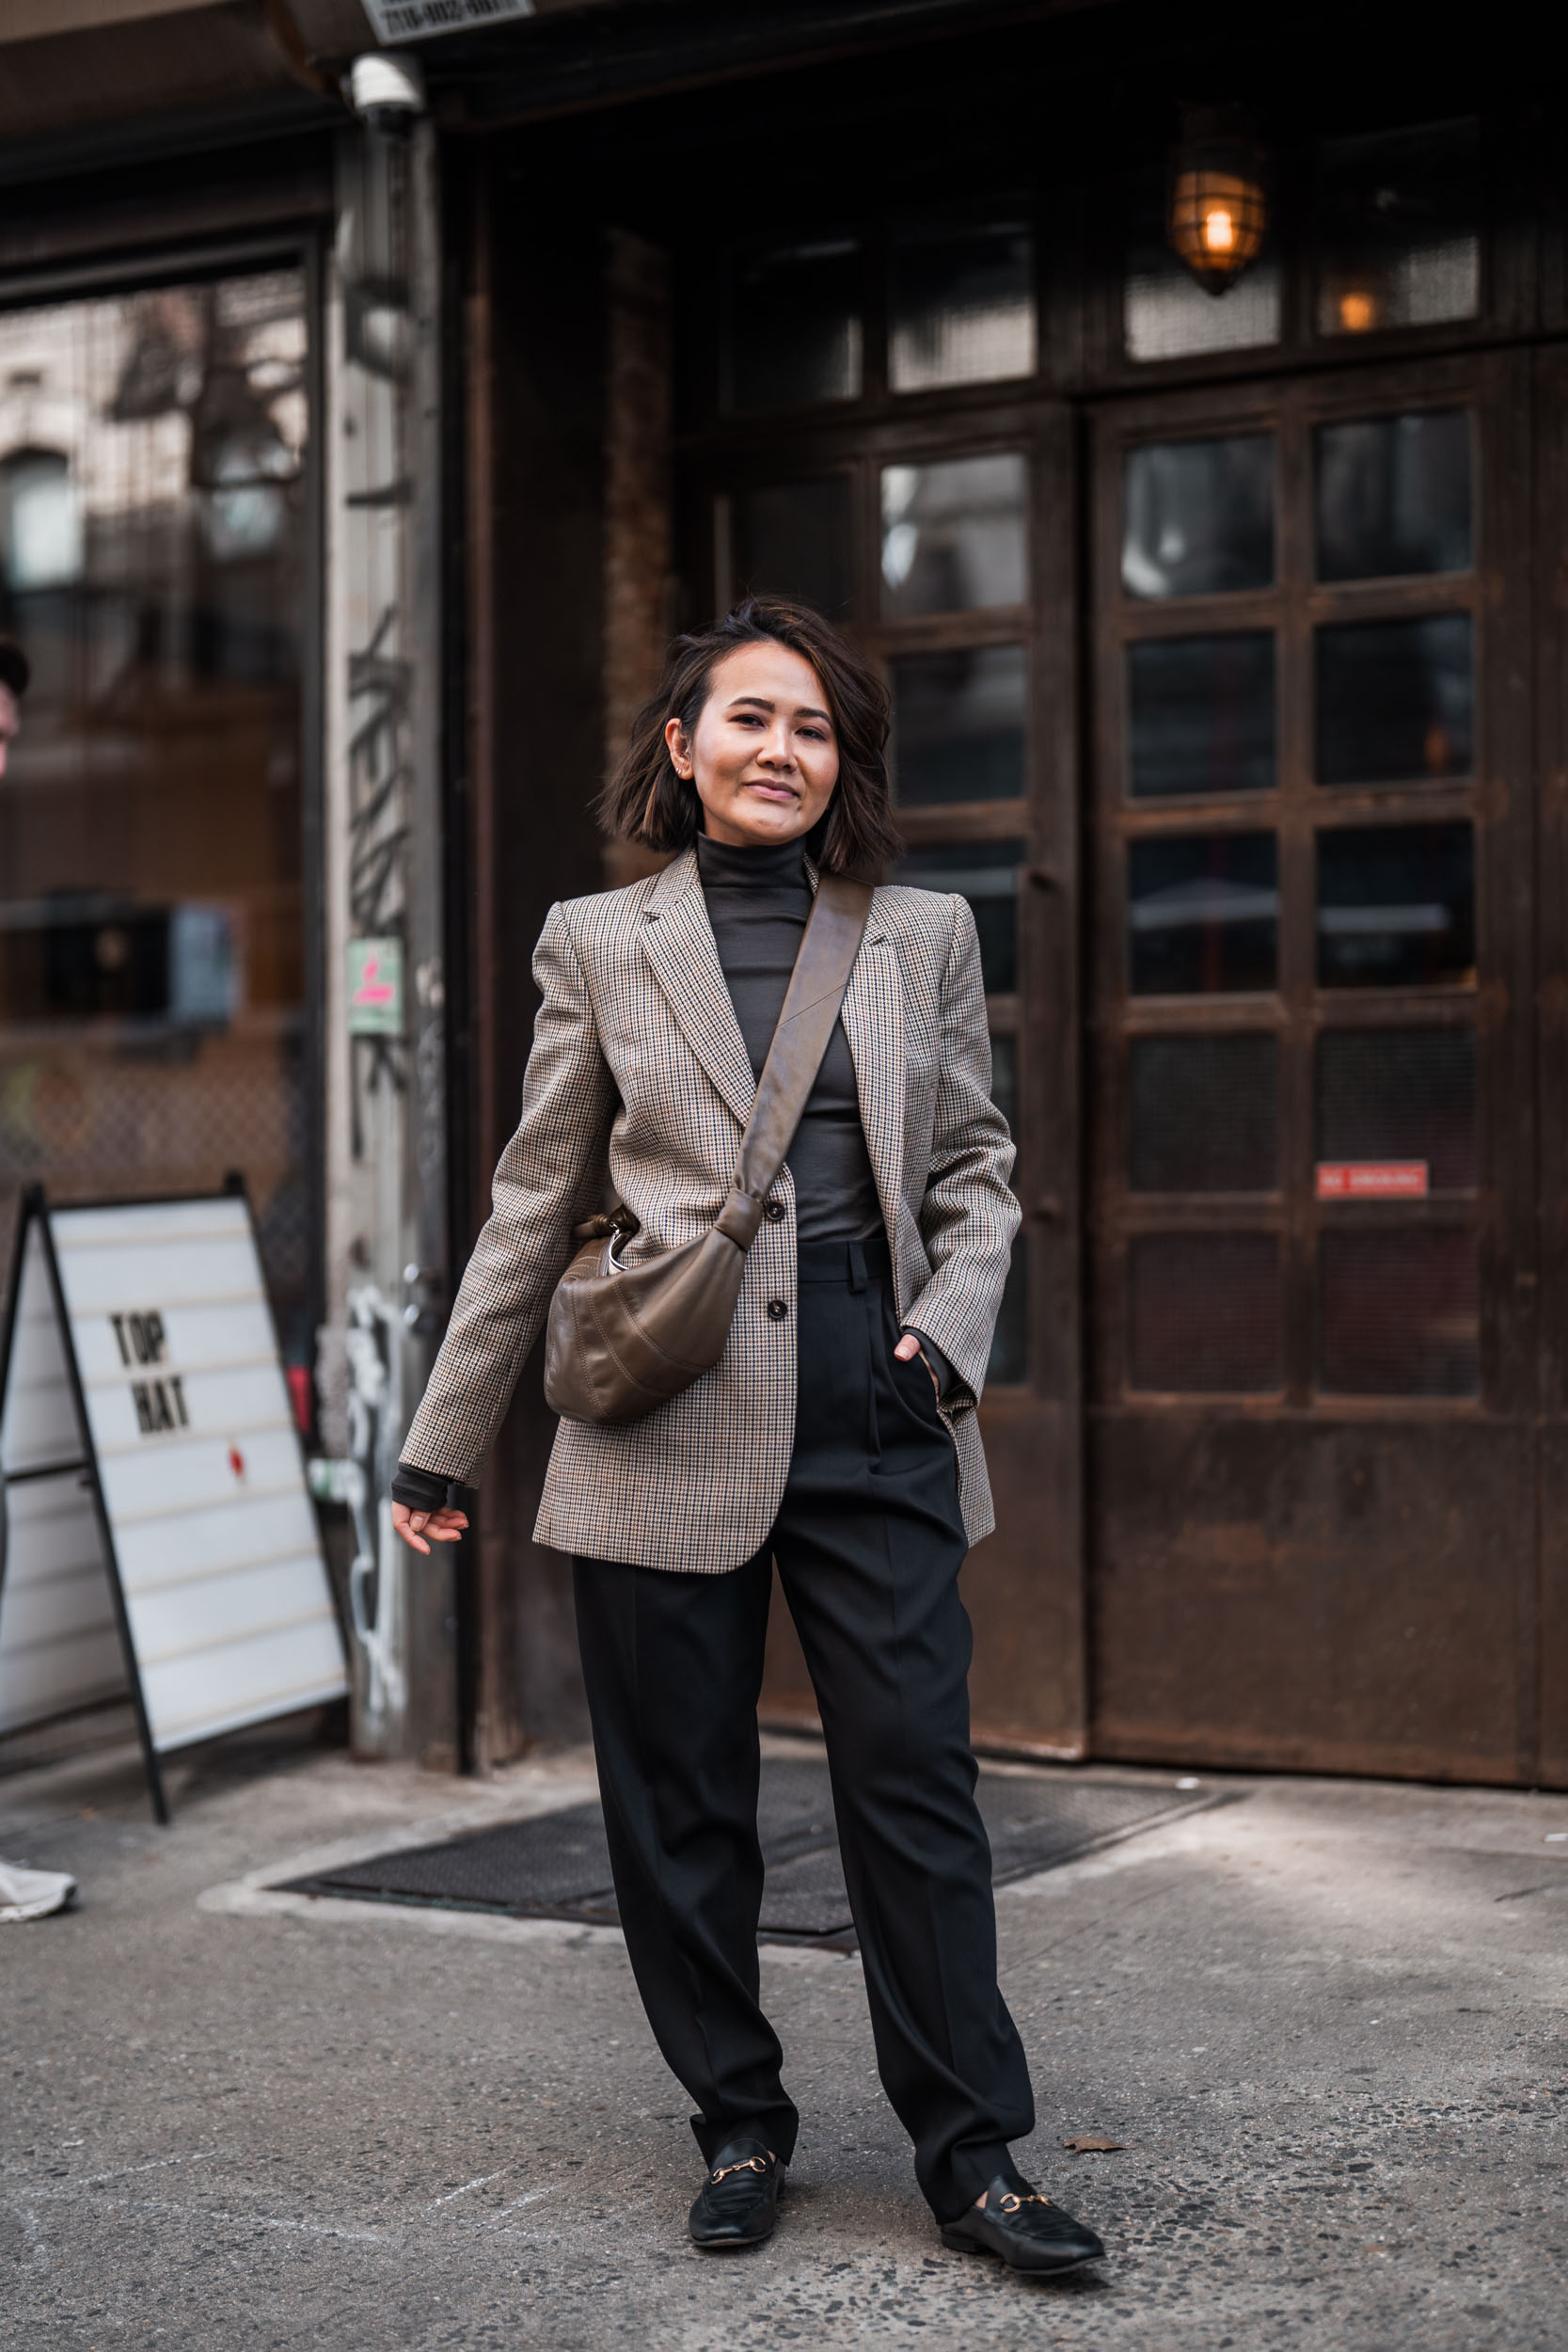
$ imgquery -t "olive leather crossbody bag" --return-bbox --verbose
[543,873,874,1425]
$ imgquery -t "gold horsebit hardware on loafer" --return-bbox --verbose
[997,2191,1053,2214]
[710,2154,774,2183]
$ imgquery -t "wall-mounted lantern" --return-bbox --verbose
[1168,106,1269,295]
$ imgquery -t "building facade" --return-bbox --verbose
[3,0,1563,1789]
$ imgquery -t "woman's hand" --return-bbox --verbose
[391,1502,469,1555]
[895,1331,941,1395]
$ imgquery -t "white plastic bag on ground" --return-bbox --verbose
[0,1856,76,1921]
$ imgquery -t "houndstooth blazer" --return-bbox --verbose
[402,845,1022,1573]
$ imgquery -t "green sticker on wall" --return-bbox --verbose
[347,936,403,1036]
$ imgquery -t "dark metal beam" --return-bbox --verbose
[418,0,1105,130]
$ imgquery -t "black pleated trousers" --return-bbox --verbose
[572,1234,1036,2221]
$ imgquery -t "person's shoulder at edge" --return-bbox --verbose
[871,881,957,908]
[534,865,673,966]
[551,859,686,929]
[863,881,967,951]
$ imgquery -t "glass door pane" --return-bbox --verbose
[890,644,1027,804]
[1314,120,1481,338]
[889,220,1035,391]
[725,238,863,411]
[731,478,852,617]
[0,270,311,1366]
[1314,410,1472,579]
[880,453,1028,614]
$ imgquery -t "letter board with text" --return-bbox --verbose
[0,1188,346,1818]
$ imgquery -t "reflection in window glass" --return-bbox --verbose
[989,1231,1029,1383]
[0,272,309,1362]
[1319,1231,1478,1395]
[0,452,83,589]
[889,221,1035,392]
[990,1030,1018,1138]
[732,478,852,618]
[1124,174,1280,362]
[1316,410,1472,580]
[1129,833,1277,995]
[726,239,862,410]
[1316,1027,1476,1189]
[986,1032,1025,1380]
[1317,821,1475,989]
[1122,436,1275,598]
[880,453,1027,616]
[1317,614,1472,786]
[896,839,1024,994]
[892,645,1026,805]
[1130,1034,1278,1191]
[1130,1233,1282,1391]
[1316,119,1480,337]
[24,893,241,1026]
[1128,633,1275,800]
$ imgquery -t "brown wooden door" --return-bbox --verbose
[684,405,1088,1755]
[1085,352,1548,1785]
[1533,343,1568,1790]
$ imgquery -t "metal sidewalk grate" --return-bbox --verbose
[277,1755,1211,1947]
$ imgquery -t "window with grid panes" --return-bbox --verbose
[710,221,1041,1382]
[1099,389,1481,1401]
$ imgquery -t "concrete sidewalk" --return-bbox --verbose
[2,1723,1564,2351]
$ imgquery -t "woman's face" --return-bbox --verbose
[666,642,839,849]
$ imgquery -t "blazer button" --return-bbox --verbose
[764,1200,786,1223]
[767,1297,788,1321]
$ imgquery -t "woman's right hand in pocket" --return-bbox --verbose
[391,1502,469,1555]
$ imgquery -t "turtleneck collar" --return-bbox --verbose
[695,831,808,889]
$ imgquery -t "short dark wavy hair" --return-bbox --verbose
[596,597,901,881]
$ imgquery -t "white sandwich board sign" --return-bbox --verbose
[0,1184,347,1820]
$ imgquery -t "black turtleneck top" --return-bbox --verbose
[695,832,884,1248]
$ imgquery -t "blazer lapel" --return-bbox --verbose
[840,897,906,1228]
[641,848,758,1128]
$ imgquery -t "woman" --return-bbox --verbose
[390,598,1105,2276]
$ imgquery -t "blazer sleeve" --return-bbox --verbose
[899,893,1022,1406]
[400,900,617,1485]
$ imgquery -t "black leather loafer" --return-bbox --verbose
[941,2173,1105,2275]
[688,2137,784,2250]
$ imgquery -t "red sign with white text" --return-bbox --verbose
[1315,1161,1429,1200]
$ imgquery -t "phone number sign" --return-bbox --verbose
[1315,1161,1430,1200]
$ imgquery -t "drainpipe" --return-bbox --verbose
[311,58,457,1769]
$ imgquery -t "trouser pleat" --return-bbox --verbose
[573,1549,798,2167]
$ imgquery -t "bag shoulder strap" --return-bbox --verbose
[716,872,874,1248]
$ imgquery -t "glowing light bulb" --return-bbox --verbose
[1338,291,1375,333]
[1167,117,1268,294]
